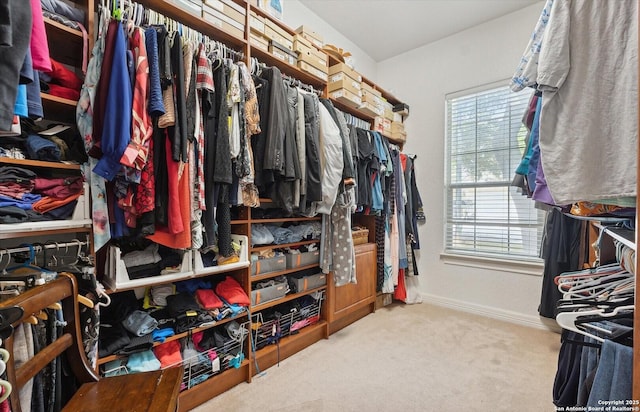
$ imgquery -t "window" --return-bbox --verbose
[445,83,544,261]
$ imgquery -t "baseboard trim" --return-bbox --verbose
[422,293,555,331]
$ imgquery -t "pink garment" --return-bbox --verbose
[30,0,52,72]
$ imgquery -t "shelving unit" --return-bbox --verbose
[78,1,405,410]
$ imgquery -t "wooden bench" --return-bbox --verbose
[0,273,183,412]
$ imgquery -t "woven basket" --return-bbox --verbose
[351,227,369,245]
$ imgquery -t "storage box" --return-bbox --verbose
[204,0,246,25]
[103,246,193,292]
[193,235,249,275]
[269,41,296,65]
[328,74,361,97]
[285,250,320,269]
[293,39,327,72]
[329,62,361,82]
[361,91,384,107]
[359,101,384,118]
[202,10,244,40]
[251,277,289,305]
[250,32,269,52]
[373,117,391,134]
[295,25,323,48]
[249,11,264,34]
[393,112,403,122]
[391,121,404,133]
[250,255,286,276]
[293,34,313,50]
[297,51,327,73]
[297,61,328,81]
[330,87,362,108]
[288,272,326,293]
[360,81,381,97]
[390,131,407,144]
[264,19,294,50]
[166,0,201,16]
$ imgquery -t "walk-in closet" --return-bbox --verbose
[0,0,636,411]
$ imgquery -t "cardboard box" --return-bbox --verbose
[391,121,404,133]
[202,6,245,32]
[330,87,362,109]
[297,61,328,81]
[249,11,264,33]
[264,18,294,50]
[295,25,323,48]
[361,81,382,97]
[202,11,244,40]
[361,91,384,108]
[269,40,296,65]
[293,39,327,70]
[359,101,384,118]
[390,131,407,144]
[373,117,391,134]
[297,51,327,73]
[384,104,395,121]
[328,76,361,97]
[167,0,201,16]
[293,34,313,50]
[204,0,245,25]
[250,32,269,52]
[329,62,361,82]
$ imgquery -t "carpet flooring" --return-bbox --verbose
[192,303,560,412]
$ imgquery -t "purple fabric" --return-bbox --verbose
[532,158,556,206]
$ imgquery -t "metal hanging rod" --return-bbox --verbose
[0,237,90,257]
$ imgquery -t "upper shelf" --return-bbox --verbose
[250,47,327,89]
[595,223,636,251]
[138,0,247,49]
[0,158,82,171]
[44,17,85,68]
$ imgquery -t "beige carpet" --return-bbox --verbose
[191,303,561,412]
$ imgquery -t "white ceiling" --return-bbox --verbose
[299,0,540,61]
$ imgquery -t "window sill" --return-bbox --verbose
[440,252,544,277]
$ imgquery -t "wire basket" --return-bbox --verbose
[351,227,369,245]
[251,291,324,351]
[165,321,249,392]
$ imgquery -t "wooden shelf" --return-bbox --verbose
[44,17,85,68]
[250,263,320,282]
[251,239,319,252]
[0,220,91,240]
[250,286,326,312]
[138,0,247,50]
[0,157,82,171]
[250,47,327,89]
[329,96,374,121]
[97,312,249,366]
[41,93,78,124]
[230,219,249,224]
[250,216,320,223]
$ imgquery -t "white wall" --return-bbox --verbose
[376,2,549,326]
[281,0,377,81]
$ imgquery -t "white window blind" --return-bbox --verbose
[445,83,544,260]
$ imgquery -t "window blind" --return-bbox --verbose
[445,84,544,260]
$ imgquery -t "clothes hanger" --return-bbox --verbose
[556,304,635,343]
